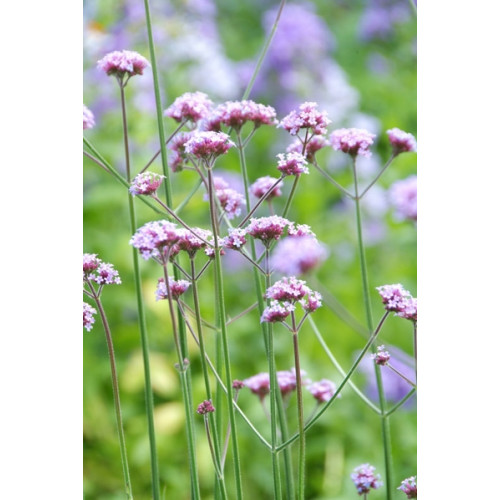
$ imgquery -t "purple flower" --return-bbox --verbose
[83,254,121,285]
[276,152,309,176]
[398,476,417,498]
[232,379,245,390]
[278,102,331,136]
[174,227,213,256]
[377,284,417,322]
[351,463,383,495]
[372,345,391,366]
[265,276,311,302]
[300,290,322,313]
[286,135,328,161]
[330,128,376,158]
[129,172,165,196]
[130,220,180,261]
[271,235,327,276]
[203,176,245,219]
[245,216,292,244]
[196,400,215,415]
[221,228,247,250]
[243,372,270,399]
[83,302,97,332]
[184,131,235,160]
[83,104,95,130]
[307,379,338,403]
[155,277,190,301]
[387,128,417,155]
[261,300,295,323]
[83,253,101,274]
[97,50,149,79]
[389,175,417,222]
[164,91,213,124]
[250,176,283,200]
[205,100,277,131]
[397,297,417,322]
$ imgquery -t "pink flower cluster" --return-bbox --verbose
[387,128,417,155]
[129,172,164,196]
[83,302,97,332]
[83,253,121,285]
[260,300,296,323]
[398,476,417,498]
[307,379,338,403]
[245,215,294,244]
[250,176,283,200]
[243,369,310,400]
[265,276,312,302]
[271,235,327,276]
[286,135,327,161]
[174,227,214,257]
[196,400,215,415]
[204,176,246,219]
[97,50,149,78]
[129,220,180,261]
[330,128,376,158]
[278,101,331,136]
[276,152,309,176]
[164,91,214,124]
[184,131,235,160]
[389,175,417,222]
[371,345,391,366]
[83,105,95,130]
[169,132,195,172]
[155,277,190,301]
[221,228,247,250]
[376,284,417,322]
[351,464,382,495]
[205,100,277,131]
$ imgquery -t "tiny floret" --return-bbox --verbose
[232,380,245,390]
[387,128,417,155]
[307,379,338,403]
[261,300,295,323]
[278,102,331,136]
[371,345,391,366]
[376,284,417,322]
[130,220,179,261]
[265,276,311,302]
[398,476,417,498]
[129,172,165,196]
[330,128,376,158]
[174,227,213,256]
[246,216,292,244]
[83,302,97,332]
[164,91,213,124]
[184,131,235,160]
[205,100,277,131]
[351,463,382,495]
[83,254,121,285]
[250,176,283,200]
[169,131,195,172]
[83,253,101,274]
[205,176,246,219]
[276,152,309,176]
[300,290,322,312]
[83,105,95,130]
[221,228,247,250]
[196,400,215,415]
[155,277,190,301]
[97,50,149,79]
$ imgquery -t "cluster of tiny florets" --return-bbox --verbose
[83,302,97,332]
[389,175,417,222]
[83,253,121,285]
[169,132,195,172]
[184,131,235,160]
[260,300,296,323]
[276,152,309,176]
[397,476,417,498]
[300,290,323,312]
[278,101,331,136]
[129,172,165,196]
[250,176,283,200]
[371,345,391,366]
[221,228,247,250]
[205,100,277,131]
[307,379,338,403]
[271,235,327,276]
[376,284,417,322]
[387,128,417,155]
[174,227,213,257]
[243,369,310,399]
[196,400,215,415]
[204,176,246,219]
[164,91,214,124]
[245,215,292,244]
[97,50,149,78]
[286,135,327,161]
[155,277,191,301]
[265,276,311,302]
[351,464,383,495]
[330,128,376,158]
[130,220,180,261]
[83,105,95,130]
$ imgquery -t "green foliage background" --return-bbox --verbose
[83,1,416,498]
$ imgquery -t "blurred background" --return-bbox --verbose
[83,0,417,498]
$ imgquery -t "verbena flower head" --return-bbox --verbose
[276,152,309,176]
[278,101,331,136]
[397,297,417,322]
[250,176,283,200]
[164,91,213,124]
[246,216,292,244]
[221,228,247,250]
[83,253,101,274]
[330,128,376,158]
[243,372,270,399]
[130,220,179,261]
[83,254,121,285]
[376,284,417,322]
[307,379,338,403]
[398,476,417,498]
[83,105,95,130]
[351,463,383,495]
[97,50,149,80]
[261,300,295,323]
[169,131,195,172]
[206,100,278,131]
[286,135,328,161]
[387,128,417,155]
[287,223,316,238]
[129,172,165,196]
[300,290,322,312]
[209,177,246,219]
[372,345,391,366]
[184,131,235,160]
[174,227,213,257]
[265,276,311,302]
[83,302,97,332]
[389,175,417,222]
[155,277,190,301]
[232,380,245,390]
[196,400,215,415]
[271,235,327,276]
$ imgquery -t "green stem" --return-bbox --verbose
[353,156,393,499]
[413,322,417,382]
[385,388,416,417]
[312,160,354,199]
[174,177,203,215]
[281,175,300,219]
[386,364,416,388]
[359,154,395,199]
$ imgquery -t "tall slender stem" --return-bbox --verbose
[353,156,393,499]
[413,322,417,381]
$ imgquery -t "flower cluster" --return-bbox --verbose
[265,276,311,302]
[245,215,293,244]
[307,379,339,403]
[83,253,121,285]
[221,228,247,250]
[330,128,376,158]
[83,302,97,332]
[278,101,331,136]
[174,227,213,257]
[164,91,214,124]
[83,105,95,130]
[261,300,296,323]
[387,128,417,155]
[276,152,309,176]
[398,476,417,498]
[371,345,391,366]
[184,131,235,160]
[97,50,149,79]
[250,176,283,200]
[271,235,327,276]
[243,369,310,400]
[204,176,246,219]
[155,277,191,301]
[130,220,180,261]
[169,132,195,172]
[205,100,277,131]
[376,284,417,322]
[196,400,215,415]
[389,175,417,222]
[129,172,165,196]
[286,135,327,161]
[351,463,382,495]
